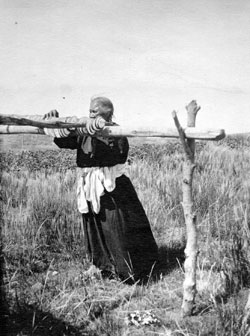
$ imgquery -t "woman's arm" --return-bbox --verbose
[54,135,79,150]
[42,110,79,150]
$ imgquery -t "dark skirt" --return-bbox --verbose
[82,174,158,282]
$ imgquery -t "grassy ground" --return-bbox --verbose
[1,134,250,335]
[0,134,57,152]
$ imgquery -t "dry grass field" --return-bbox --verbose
[0,134,250,335]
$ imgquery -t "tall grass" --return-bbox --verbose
[1,139,250,335]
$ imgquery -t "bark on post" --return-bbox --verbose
[172,100,200,316]
[242,290,250,334]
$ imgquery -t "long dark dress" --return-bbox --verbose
[54,135,158,282]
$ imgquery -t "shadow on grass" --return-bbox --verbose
[123,244,185,285]
[154,244,185,278]
[6,303,87,336]
[0,244,87,336]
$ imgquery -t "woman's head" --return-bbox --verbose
[89,96,114,122]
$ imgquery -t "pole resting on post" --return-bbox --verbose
[172,100,200,317]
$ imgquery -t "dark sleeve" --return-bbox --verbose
[54,136,79,150]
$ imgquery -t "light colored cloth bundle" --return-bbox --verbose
[77,164,126,214]
[43,128,71,137]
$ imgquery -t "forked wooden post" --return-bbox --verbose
[172,100,200,316]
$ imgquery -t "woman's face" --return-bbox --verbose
[89,100,100,119]
[89,100,111,121]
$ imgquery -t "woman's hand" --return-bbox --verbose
[42,110,68,137]
[43,110,59,120]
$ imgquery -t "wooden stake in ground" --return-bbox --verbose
[172,100,200,317]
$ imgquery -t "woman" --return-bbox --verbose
[50,97,158,282]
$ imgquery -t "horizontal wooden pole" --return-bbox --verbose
[101,126,225,140]
[0,112,226,140]
[0,124,226,140]
[0,114,109,129]
[0,125,44,134]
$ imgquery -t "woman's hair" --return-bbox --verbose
[91,96,114,121]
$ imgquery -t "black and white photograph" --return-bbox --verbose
[0,0,250,335]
